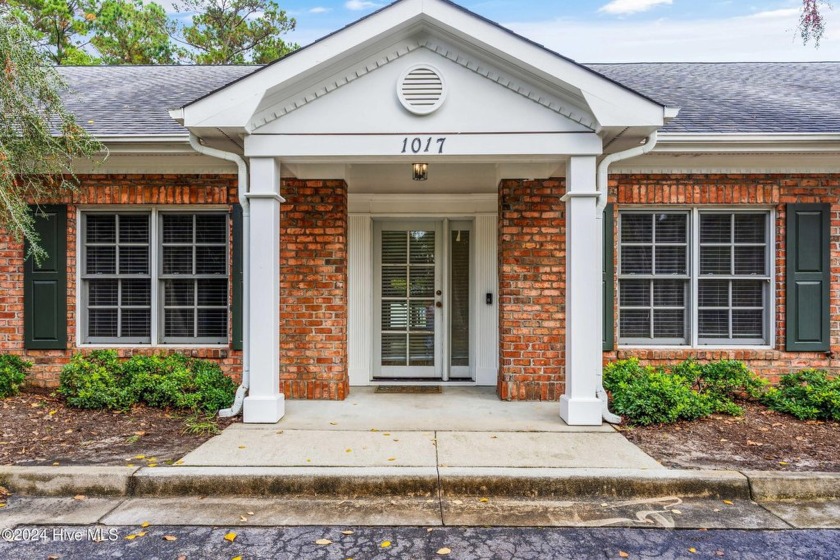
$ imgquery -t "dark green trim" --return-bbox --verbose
[231,204,244,351]
[603,203,615,352]
[24,205,67,350]
[786,203,830,352]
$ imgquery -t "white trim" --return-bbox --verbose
[75,206,232,348]
[656,133,840,153]
[616,206,776,350]
[350,193,497,214]
[349,215,373,386]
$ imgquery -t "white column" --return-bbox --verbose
[560,156,603,426]
[243,157,286,423]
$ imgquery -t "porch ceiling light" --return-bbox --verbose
[412,163,429,181]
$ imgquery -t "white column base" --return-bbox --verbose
[243,394,286,424]
[559,396,602,426]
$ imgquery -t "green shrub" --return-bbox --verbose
[123,353,235,413]
[604,359,713,425]
[0,355,31,398]
[57,350,135,410]
[762,369,840,421]
[673,359,767,415]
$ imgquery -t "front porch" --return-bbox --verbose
[180,388,661,470]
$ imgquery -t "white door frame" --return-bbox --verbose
[373,220,444,379]
[347,193,499,387]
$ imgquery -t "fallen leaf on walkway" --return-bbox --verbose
[715,551,725,557]
[688,548,697,554]
[371,428,378,432]
[124,535,137,541]
[247,511,254,515]
[177,556,186,560]
[330,422,338,426]
[452,500,463,505]
[671,510,682,515]
[73,495,86,501]
[383,433,391,436]
[0,504,6,508]
[316,539,332,545]
[163,535,177,541]
[240,516,247,522]
[779,462,789,466]
[479,498,489,503]
[136,531,147,537]
[387,457,396,462]
[52,462,60,466]
[437,548,452,555]
[175,460,184,465]
[134,455,146,460]
[381,541,392,548]
[619,552,629,558]
[238,446,246,449]
[233,557,242,560]
[224,532,237,542]
[341,530,354,535]
[746,440,763,447]
[345,449,352,453]
[48,556,59,560]
[722,500,733,505]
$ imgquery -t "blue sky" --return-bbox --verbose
[268,0,840,62]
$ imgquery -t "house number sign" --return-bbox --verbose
[401,137,447,154]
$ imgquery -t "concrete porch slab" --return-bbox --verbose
[436,432,663,469]
[180,429,438,467]
[267,387,614,433]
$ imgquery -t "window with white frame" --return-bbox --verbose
[618,209,771,346]
[81,210,229,345]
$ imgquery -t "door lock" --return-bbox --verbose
[436,290,442,296]
[435,301,443,308]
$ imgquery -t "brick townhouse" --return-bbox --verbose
[9,0,840,425]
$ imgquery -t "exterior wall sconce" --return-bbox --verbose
[412,163,429,181]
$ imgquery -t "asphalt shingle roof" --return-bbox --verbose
[57,62,840,137]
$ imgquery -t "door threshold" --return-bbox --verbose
[370,380,477,387]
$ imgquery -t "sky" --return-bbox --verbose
[265,0,840,62]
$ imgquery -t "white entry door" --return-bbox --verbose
[373,220,473,380]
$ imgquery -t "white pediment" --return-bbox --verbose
[251,44,594,136]
[174,0,673,148]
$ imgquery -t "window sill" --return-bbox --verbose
[76,344,231,350]
[615,345,774,351]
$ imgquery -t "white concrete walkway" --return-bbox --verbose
[181,388,663,470]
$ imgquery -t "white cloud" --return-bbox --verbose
[345,0,380,10]
[599,0,673,15]
[309,6,332,14]
[506,7,840,62]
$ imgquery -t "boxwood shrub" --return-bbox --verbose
[58,351,235,413]
[0,354,32,398]
[762,369,840,421]
[604,358,767,425]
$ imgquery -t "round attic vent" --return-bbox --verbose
[397,64,447,115]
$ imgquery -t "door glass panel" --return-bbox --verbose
[450,229,470,368]
[409,334,434,366]
[380,229,436,370]
[381,333,407,366]
[409,266,435,297]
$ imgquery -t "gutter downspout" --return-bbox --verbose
[595,130,659,425]
[188,133,250,418]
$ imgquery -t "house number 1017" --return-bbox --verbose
[401,137,446,154]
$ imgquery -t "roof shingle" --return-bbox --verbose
[57,62,840,136]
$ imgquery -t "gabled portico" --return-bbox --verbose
[171,0,673,425]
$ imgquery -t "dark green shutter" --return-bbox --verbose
[24,205,67,349]
[231,204,244,351]
[603,203,615,351]
[786,203,830,352]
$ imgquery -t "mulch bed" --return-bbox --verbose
[618,402,840,472]
[0,393,236,466]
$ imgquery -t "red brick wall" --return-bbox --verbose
[605,174,840,383]
[498,178,566,401]
[0,175,241,388]
[279,180,349,400]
